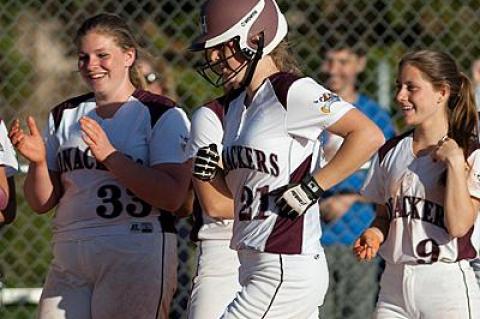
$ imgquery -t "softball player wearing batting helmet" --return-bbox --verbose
[190,0,385,318]
[185,94,242,319]
[10,14,190,319]
[355,50,480,319]
[0,118,18,224]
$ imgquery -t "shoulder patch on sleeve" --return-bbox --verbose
[269,72,302,109]
[51,92,95,131]
[379,129,413,162]
[132,89,177,127]
[314,92,341,114]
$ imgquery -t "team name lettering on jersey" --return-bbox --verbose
[387,196,445,229]
[57,147,144,173]
[222,145,279,176]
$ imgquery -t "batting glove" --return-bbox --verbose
[192,143,220,181]
[271,174,324,219]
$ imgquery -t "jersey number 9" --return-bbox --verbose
[416,238,440,264]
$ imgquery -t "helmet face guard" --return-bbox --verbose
[196,33,265,89]
[195,39,250,88]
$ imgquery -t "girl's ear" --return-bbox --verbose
[438,83,451,104]
[124,48,135,67]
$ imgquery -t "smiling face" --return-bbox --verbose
[77,31,135,97]
[321,49,365,94]
[395,63,448,127]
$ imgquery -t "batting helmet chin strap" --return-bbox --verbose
[239,32,265,89]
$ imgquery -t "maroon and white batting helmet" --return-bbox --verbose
[191,0,288,58]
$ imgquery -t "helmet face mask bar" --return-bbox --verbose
[195,38,250,88]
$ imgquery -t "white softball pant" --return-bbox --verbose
[220,250,329,319]
[37,229,177,319]
[470,258,480,287]
[375,260,480,319]
[187,240,241,319]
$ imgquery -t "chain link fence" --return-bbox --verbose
[0,0,479,318]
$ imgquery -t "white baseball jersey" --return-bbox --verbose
[222,72,354,254]
[44,90,190,241]
[362,131,480,264]
[186,99,234,241]
[0,119,18,176]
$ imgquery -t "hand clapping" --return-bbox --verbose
[79,116,116,162]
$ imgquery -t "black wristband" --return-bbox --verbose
[301,174,324,197]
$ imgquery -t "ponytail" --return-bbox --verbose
[447,72,478,156]
[269,40,303,76]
